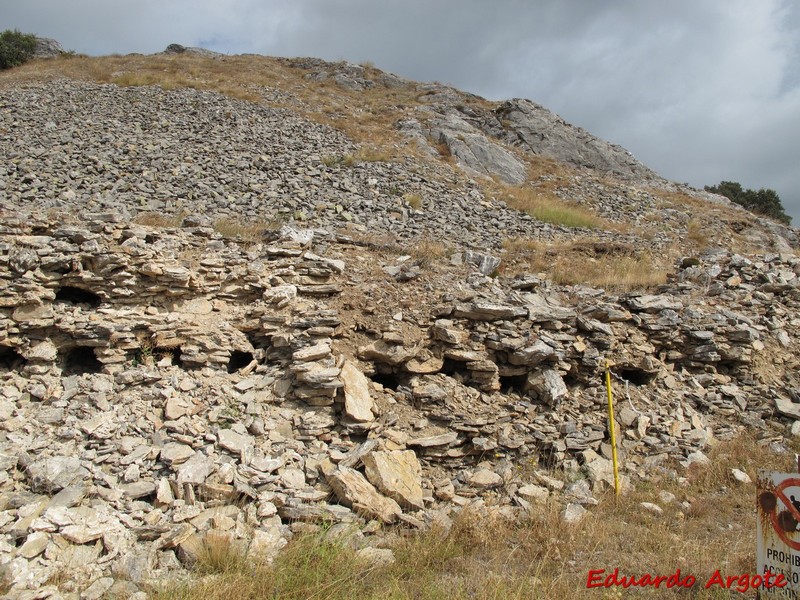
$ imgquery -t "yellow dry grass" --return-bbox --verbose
[132,211,186,228]
[501,237,671,290]
[212,216,282,242]
[486,175,611,231]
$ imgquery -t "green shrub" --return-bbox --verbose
[705,180,791,225]
[0,29,37,70]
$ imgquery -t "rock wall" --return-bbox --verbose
[1,208,799,595]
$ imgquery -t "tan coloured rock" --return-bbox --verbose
[362,450,424,510]
[340,361,375,422]
[358,339,416,365]
[325,466,402,523]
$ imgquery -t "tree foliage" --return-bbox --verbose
[0,29,37,70]
[705,180,791,225]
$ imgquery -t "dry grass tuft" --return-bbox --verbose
[355,146,393,163]
[194,532,251,576]
[502,237,671,290]
[213,217,282,242]
[403,193,423,210]
[406,236,450,268]
[132,211,186,228]
[489,182,607,230]
[322,154,357,168]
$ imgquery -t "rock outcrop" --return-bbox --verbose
[33,37,64,59]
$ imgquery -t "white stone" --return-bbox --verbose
[562,503,587,524]
[639,502,663,516]
[730,468,752,484]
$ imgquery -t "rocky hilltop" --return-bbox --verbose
[0,48,799,597]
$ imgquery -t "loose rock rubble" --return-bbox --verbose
[1,51,799,598]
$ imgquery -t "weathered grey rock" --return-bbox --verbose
[18,531,49,558]
[34,37,65,58]
[26,456,89,493]
[463,250,501,276]
[639,502,663,516]
[494,98,657,180]
[453,303,527,321]
[730,468,752,484]
[775,395,800,420]
[469,469,502,488]
[517,484,549,503]
[526,369,568,407]
[561,503,587,524]
[408,432,458,447]
[355,547,396,567]
[249,526,287,563]
[160,443,195,465]
[625,294,683,313]
[509,341,556,366]
[177,453,214,484]
[358,340,416,365]
[421,108,528,184]
[163,43,222,58]
[218,428,254,455]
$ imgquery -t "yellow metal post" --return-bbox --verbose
[605,360,621,496]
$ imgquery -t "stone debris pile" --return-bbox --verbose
[0,208,798,596]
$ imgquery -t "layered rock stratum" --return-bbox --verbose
[0,47,799,597]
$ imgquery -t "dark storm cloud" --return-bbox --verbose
[5,0,800,221]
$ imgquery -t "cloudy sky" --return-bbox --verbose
[7,0,800,222]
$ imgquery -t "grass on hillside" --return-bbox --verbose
[150,432,793,600]
[488,178,609,230]
[501,237,670,290]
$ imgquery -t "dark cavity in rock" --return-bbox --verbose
[227,350,254,373]
[0,346,27,372]
[61,346,103,375]
[55,286,102,307]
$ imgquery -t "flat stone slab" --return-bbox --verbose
[363,450,424,510]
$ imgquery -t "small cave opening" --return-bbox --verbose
[499,374,528,395]
[441,358,470,382]
[617,368,657,386]
[369,370,402,391]
[55,286,102,308]
[0,346,27,372]
[227,350,255,374]
[61,346,103,375]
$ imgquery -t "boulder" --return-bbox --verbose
[324,467,403,523]
[362,450,424,510]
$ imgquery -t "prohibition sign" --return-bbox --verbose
[761,476,800,551]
